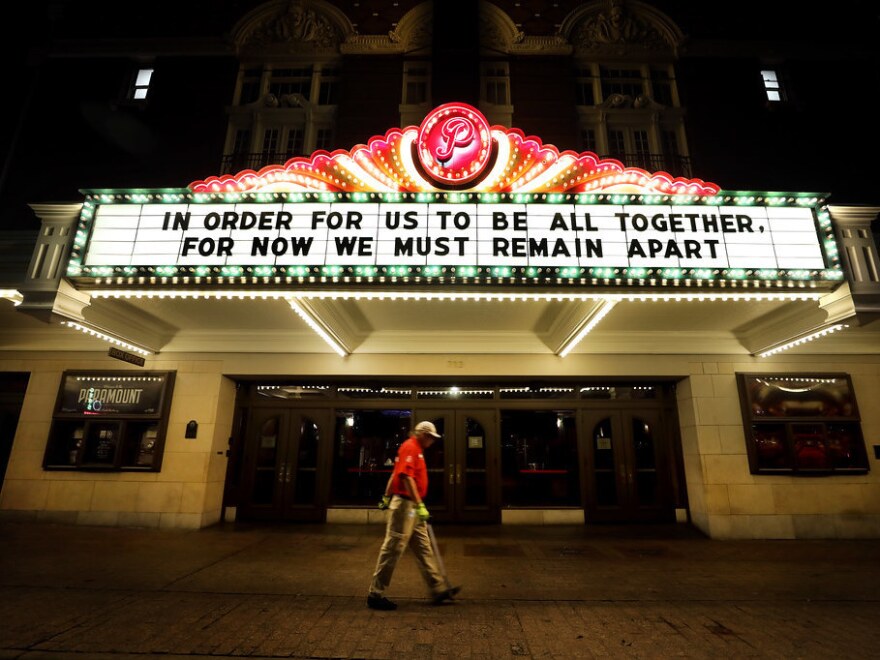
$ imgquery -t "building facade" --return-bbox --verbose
[0,0,878,538]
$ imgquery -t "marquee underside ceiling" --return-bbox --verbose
[2,290,878,359]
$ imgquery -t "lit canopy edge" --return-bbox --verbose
[188,124,720,196]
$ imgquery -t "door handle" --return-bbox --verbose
[449,464,454,485]
[278,462,287,483]
[456,464,462,485]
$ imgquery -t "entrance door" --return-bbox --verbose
[239,408,331,521]
[582,409,673,522]
[420,409,498,523]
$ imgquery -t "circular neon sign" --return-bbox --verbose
[417,102,492,185]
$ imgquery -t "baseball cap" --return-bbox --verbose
[414,421,441,438]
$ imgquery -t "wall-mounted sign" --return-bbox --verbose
[108,346,146,367]
[58,373,172,415]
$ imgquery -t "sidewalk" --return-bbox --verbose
[1,520,878,659]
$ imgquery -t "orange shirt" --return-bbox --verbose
[390,436,428,500]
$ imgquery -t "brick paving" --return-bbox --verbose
[1,521,879,659]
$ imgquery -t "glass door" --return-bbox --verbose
[239,408,330,521]
[421,409,498,523]
[581,409,672,522]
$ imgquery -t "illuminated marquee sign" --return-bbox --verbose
[81,200,825,271]
[68,103,842,286]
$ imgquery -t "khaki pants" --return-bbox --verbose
[369,495,446,597]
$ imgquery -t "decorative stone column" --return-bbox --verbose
[16,203,90,323]
[830,205,880,322]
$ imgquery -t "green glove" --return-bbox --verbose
[378,495,391,510]
[416,502,430,521]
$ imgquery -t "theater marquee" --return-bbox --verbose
[68,103,842,287]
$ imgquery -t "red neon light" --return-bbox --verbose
[189,103,719,196]
[417,103,492,185]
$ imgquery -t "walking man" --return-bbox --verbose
[367,420,461,610]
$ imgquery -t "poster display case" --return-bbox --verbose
[43,371,175,472]
[736,374,868,474]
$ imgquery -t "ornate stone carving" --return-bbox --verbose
[598,93,665,110]
[573,0,670,51]
[245,1,341,50]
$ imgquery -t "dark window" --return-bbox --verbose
[316,128,333,151]
[318,81,337,105]
[661,130,679,157]
[262,129,279,155]
[600,66,644,99]
[608,129,625,156]
[405,81,428,104]
[633,130,649,155]
[268,66,312,101]
[581,129,597,152]
[286,128,304,156]
[238,68,262,105]
[650,69,674,105]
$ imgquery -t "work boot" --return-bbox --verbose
[432,585,461,604]
[367,594,397,610]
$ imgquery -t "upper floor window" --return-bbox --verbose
[482,62,510,106]
[130,68,154,101]
[575,68,597,106]
[650,68,674,106]
[315,128,333,151]
[239,67,262,105]
[402,63,431,105]
[268,67,313,101]
[317,67,338,105]
[581,129,597,152]
[761,69,785,102]
[600,66,644,99]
